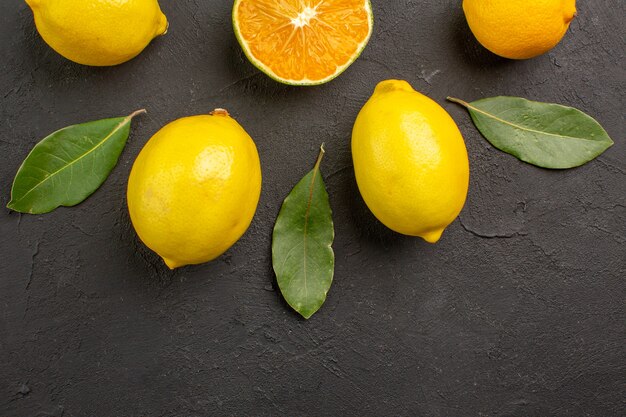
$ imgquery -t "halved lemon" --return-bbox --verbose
[233,0,373,85]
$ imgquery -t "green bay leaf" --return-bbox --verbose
[8,109,145,214]
[272,145,335,319]
[448,96,614,169]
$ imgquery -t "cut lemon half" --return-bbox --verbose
[233,0,373,85]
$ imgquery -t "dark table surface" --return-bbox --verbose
[1,1,625,416]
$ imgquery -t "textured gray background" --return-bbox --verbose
[1,1,625,416]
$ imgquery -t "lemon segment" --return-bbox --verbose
[232,0,373,85]
[352,80,470,243]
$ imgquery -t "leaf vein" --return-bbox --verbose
[468,103,603,143]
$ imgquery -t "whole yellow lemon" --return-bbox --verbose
[352,80,469,243]
[127,110,262,269]
[463,0,577,59]
[25,0,168,66]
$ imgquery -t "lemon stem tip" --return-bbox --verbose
[566,12,577,23]
[157,13,169,36]
[163,258,182,270]
[420,229,444,244]
[375,79,414,94]
[210,108,230,117]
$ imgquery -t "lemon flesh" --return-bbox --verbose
[26,0,168,66]
[352,80,470,243]
[127,110,262,269]
[463,0,577,59]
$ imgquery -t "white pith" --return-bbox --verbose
[291,6,318,28]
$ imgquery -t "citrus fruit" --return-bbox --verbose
[352,80,470,243]
[25,0,168,66]
[127,110,262,269]
[463,0,577,59]
[233,0,373,85]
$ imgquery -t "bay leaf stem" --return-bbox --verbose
[128,109,148,119]
[314,143,326,171]
[446,97,470,108]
